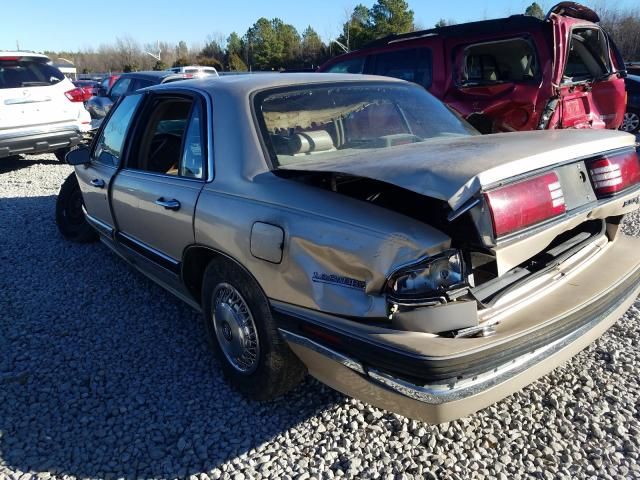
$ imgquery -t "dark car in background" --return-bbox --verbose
[86,71,192,121]
[621,75,640,133]
[319,2,627,134]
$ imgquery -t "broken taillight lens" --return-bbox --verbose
[586,150,640,198]
[485,172,566,238]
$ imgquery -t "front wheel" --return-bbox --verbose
[620,110,640,133]
[202,258,306,400]
[55,173,98,243]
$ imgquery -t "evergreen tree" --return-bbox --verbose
[524,2,545,20]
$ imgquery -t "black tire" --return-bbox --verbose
[54,144,81,163]
[202,258,306,400]
[55,173,98,243]
[54,148,69,163]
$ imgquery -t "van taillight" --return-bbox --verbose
[485,172,566,238]
[587,150,640,197]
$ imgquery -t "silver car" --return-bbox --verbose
[56,73,640,423]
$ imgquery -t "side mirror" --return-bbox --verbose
[66,146,91,166]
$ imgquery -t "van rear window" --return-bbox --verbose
[459,38,538,86]
[0,59,64,89]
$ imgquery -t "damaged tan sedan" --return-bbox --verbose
[56,73,640,423]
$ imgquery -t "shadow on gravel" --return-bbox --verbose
[0,156,60,174]
[0,194,342,478]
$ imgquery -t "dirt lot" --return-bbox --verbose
[0,152,639,480]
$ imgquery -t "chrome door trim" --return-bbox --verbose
[115,231,181,275]
[83,207,114,238]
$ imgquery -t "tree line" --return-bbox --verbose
[43,0,640,75]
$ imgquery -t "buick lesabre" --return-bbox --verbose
[56,73,640,422]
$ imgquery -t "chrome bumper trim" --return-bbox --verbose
[281,278,629,406]
[278,329,365,374]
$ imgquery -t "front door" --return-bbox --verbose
[75,93,143,236]
[110,92,207,277]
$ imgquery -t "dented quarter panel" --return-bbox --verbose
[194,174,450,318]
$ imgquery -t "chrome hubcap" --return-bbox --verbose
[211,283,260,374]
[621,112,640,132]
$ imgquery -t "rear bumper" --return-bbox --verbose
[275,233,640,423]
[0,126,84,158]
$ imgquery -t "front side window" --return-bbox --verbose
[255,83,477,168]
[127,96,204,179]
[109,78,131,100]
[93,94,143,166]
[459,38,538,86]
[325,57,365,74]
[372,48,432,88]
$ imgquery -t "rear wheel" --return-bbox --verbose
[54,143,81,163]
[55,173,98,243]
[621,110,640,133]
[202,258,306,400]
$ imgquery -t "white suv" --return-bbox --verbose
[0,52,91,162]
[166,65,219,77]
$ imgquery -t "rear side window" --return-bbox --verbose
[459,38,538,86]
[372,48,432,88]
[0,59,64,89]
[325,57,365,74]
[132,79,154,90]
[93,94,143,166]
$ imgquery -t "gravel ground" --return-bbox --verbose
[1,152,639,480]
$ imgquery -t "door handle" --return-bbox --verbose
[90,178,105,188]
[155,198,181,211]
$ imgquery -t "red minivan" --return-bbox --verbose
[319,2,628,134]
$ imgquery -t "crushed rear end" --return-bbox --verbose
[276,130,640,422]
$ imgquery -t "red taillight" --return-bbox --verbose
[485,172,566,238]
[587,150,640,197]
[64,87,88,102]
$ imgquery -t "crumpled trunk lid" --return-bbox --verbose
[278,129,635,211]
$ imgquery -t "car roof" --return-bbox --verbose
[358,15,545,50]
[0,51,50,61]
[119,70,185,81]
[153,72,406,96]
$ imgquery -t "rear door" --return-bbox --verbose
[110,91,207,276]
[550,15,625,129]
[0,56,78,130]
[75,93,143,237]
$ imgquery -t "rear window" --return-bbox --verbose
[254,82,477,168]
[0,59,64,89]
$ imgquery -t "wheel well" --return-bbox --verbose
[182,246,222,305]
[182,246,262,306]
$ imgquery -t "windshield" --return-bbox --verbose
[255,82,477,168]
[0,59,64,89]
